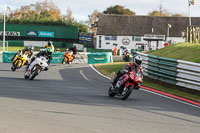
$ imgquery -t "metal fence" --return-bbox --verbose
[136,52,200,91]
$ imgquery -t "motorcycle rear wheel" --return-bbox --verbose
[108,86,116,97]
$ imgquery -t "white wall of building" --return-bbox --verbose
[96,35,186,51]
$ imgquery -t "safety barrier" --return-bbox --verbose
[3,52,65,63]
[88,52,113,64]
[136,52,200,91]
[2,51,89,64]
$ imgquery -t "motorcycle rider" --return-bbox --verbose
[44,41,55,52]
[113,55,143,94]
[27,48,53,74]
[123,48,129,56]
[69,45,77,58]
[11,46,34,64]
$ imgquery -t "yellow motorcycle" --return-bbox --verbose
[11,51,28,71]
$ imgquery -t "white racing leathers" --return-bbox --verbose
[25,56,49,80]
[28,56,48,71]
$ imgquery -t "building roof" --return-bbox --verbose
[97,14,200,37]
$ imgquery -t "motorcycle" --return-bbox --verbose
[11,50,28,71]
[122,53,133,62]
[24,56,48,80]
[108,67,143,100]
[62,50,74,64]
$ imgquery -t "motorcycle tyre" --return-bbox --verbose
[108,86,116,97]
[121,86,133,100]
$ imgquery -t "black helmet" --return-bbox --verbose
[48,41,53,46]
[73,45,77,48]
[134,56,142,66]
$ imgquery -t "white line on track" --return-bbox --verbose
[80,70,90,81]
[89,64,200,109]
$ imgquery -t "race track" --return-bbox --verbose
[0,63,199,133]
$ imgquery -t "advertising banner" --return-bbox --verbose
[38,31,54,38]
[0,31,20,36]
[87,52,113,64]
[24,41,47,47]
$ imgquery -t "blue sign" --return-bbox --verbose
[38,31,54,38]
[79,36,92,42]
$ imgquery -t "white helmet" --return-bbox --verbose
[28,45,34,50]
[134,56,142,66]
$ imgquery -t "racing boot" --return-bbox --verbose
[115,82,123,95]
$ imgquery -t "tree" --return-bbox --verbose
[103,5,135,15]
[87,10,99,33]
[148,2,170,16]
[172,13,187,17]
[148,11,160,16]
[7,0,62,24]
[4,0,88,33]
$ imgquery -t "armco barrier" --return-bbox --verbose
[51,52,65,63]
[3,52,65,63]
[88,52,113,64]
[136,52,200,91]
[3,52,16,63]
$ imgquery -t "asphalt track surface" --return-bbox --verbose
[0,63,199,133]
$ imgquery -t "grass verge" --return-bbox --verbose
[94,62,200,103]
[147,42,200,63]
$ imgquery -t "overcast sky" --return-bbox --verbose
[1,0,200,21]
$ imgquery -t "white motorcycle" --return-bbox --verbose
[24,56,48,80]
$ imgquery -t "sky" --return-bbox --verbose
[0,0,200,22]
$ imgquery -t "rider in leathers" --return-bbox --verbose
[113,56,143,94]
[27,48,53,75]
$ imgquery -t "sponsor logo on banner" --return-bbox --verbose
[24,41,47,47]
[0,31,20,36]
[38,31,54,38]
[26,31,38,37]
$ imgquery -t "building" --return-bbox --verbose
[96,14,200,51]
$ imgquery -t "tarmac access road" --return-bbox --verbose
[0,63,199,133]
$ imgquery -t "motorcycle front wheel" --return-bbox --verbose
[29,66,40,80]
[11,61,20,71]
[62,58,66,64]
[120,86,133,100]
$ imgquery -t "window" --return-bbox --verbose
[135,37,141,42]
[105,36,110,40]
[111,36,117,40]
[105,36,117,41]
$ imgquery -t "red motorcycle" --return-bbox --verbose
[108,67,143,100]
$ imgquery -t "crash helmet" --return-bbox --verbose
[56,48,60,52]
[134,55,142,66]
[48,41,53,46]
[28,45,34,51]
